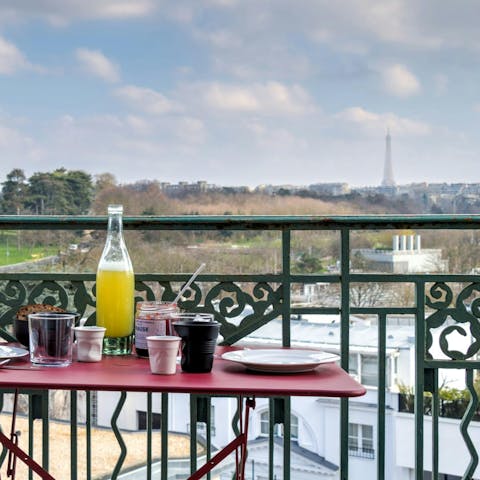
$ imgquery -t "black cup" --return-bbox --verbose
[14,318,29,348]
[173,319,220,373]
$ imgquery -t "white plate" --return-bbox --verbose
[221,349,340,373]
[0,345,29,359]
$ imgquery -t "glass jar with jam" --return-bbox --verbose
[134,301,178,357]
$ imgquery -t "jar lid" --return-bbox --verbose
[137,301,177,312]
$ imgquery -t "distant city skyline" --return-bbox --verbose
[0,2,479,187]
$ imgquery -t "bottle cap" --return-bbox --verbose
[108,204,123,214]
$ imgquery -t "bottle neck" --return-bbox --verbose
[101,212,131,265]
[107,213,124,240]
[98,207,132,271]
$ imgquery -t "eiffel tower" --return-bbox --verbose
[381,128,395,187]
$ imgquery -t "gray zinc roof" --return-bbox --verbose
[241,316,414,353]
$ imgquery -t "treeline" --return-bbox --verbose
[1,168,94,215]
[1,167,416,218]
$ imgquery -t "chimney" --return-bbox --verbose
[407,235,414,251]
[392,235,399,251]
[415,235,421,251]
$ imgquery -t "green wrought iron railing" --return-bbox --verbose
[0,214,479,479]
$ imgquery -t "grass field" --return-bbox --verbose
[0,244,58,266]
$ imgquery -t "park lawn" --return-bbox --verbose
[0,245,58,266]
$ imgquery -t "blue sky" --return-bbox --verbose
[0,0,479,187]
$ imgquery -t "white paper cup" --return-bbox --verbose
[147,336,181,375]
[74,326,106,362]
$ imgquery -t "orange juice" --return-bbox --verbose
[96,267,134,337]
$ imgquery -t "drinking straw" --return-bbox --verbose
[173,263,206,304]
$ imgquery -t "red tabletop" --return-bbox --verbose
[0,346,366,398]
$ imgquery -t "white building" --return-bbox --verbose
[352,234,448,273]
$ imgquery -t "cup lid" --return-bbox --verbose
[172,320,220,327]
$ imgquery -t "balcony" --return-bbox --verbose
[0,214,479,479]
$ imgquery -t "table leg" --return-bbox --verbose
[6,389,19,479]
[188,397,256,480]
[0,389,55,480]
[0,431,55,480]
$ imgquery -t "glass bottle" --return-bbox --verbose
[96,204,134,355]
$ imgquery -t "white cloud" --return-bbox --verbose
[114,85,179,115]
[0,1,156,26]
[8,112,209,183]
[357,2,427,46]
[273,1,457,51]
[0,119,42,179]
[0,36,39,74]
[174,117,206,144]
[336,106,431,135]
[205,84,258,111]
[202,81,315,115]
[165,5,195,24]
[125,115,151,135]
[0,1,479,55]
[194,29,243,49]
[380,64,421,97]
[247,121,307,151]
[205,0,238,7]
[93,2,154,19]
[307,3,416,52]
[0,124,28,147]
[76,48,120,83]
[171,2,480,54]
[175,1,445,53]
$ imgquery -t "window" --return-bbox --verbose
[260,411,299,440]
[290,414,299,440]
[137,411,161,431]
[393,355,398,375]
[350,353,396,388]
[349,353,359,378]
[361,355,378,387]
[188,405,216,436]
[260,411,270,436]
[348,423,374,459]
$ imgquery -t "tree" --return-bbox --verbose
[64,170,94,214]
[293,251,324,273]
[27,168,93,215]
[1,168,29,214]
[94,173,117,193]
[28,170,68,214]
[350,283,386,308]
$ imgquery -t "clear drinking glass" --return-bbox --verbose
[28,313,76,367]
